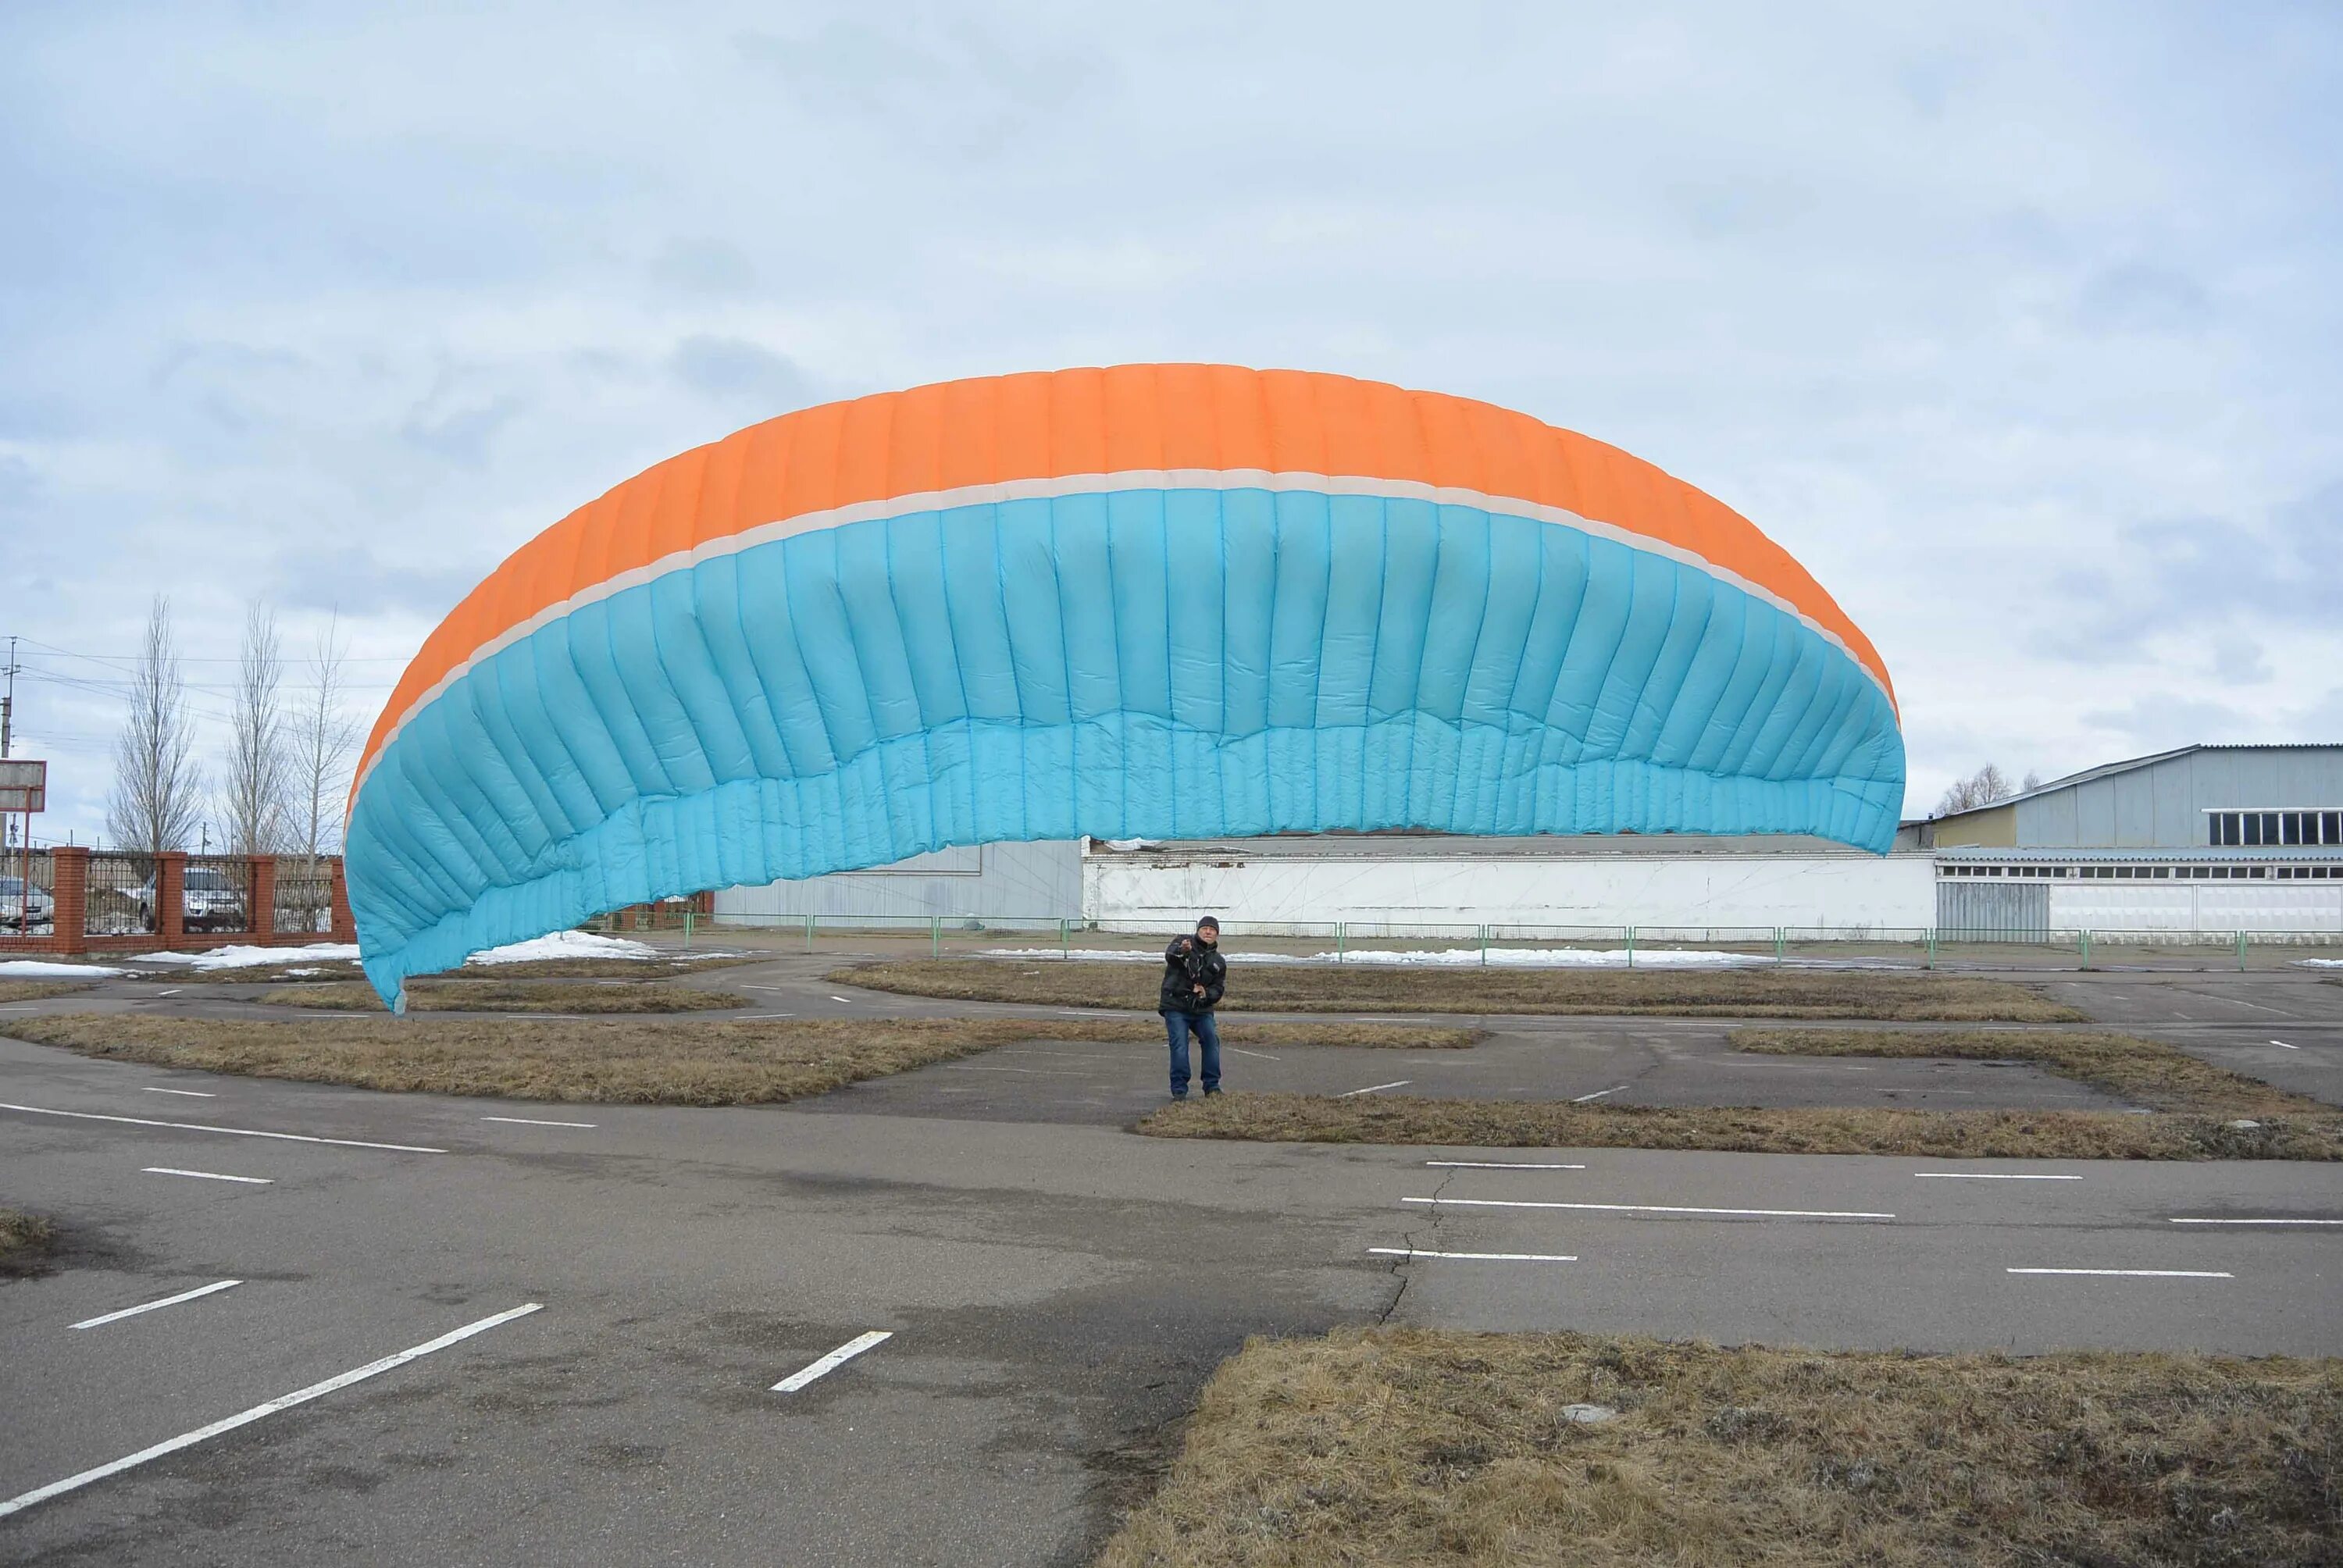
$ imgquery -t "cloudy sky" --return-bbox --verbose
[3,1,2338,846]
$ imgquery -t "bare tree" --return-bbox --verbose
[2021,770,2043,793]
[217,599,290,856]
[290,611,359,860]
[105,596,205,852]
[1935,763,2019,817]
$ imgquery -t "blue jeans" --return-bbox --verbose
[1164,1009,1221,1097]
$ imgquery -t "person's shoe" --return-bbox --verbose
[1170,1092,1187,1101]
[1203,1087,1221,1097]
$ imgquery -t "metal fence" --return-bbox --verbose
[84,852,156,935]
[1,847,52,935]
[180,856,253,936]
[691,912,2343,971]
[273,857,336,935]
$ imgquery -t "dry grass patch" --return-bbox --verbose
[155,954,761,985]
[1097,1326,2343,1568]
[259,979,752,1014]
[1139,1092,2343,1160]
[0,981,91,1003]
[435,954,764,981]
[1734,1028,2330,1120]
[0,1208,57,1275]
[839,960,2084,1022]
[5,1014,1477,1104]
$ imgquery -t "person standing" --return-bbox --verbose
[1159,914,1226,1100]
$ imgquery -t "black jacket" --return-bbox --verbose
[1158,935,1226,1014]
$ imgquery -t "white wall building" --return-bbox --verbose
[710,743,2343,938]
[715,833,1939,935]
[1082,836,1935,935]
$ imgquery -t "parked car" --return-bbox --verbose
[134,868,249,933]
[0,875,52,933]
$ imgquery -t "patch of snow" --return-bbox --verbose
[0,960,128,979]
[2296,958,2343,969]
[135,943,360,970]
[983,945,1770,969]
[279,966,323,978]
[465,930,664,964]
[1100,839,1161,851]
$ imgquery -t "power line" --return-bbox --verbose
[16,636,411,665]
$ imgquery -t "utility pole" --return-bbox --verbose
[0,634,19,757]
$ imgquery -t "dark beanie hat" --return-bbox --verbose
[1196,914,1220,930]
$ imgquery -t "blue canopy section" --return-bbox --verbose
[347,487,1904,1005]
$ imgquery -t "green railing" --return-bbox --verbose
[660,914,2343,971]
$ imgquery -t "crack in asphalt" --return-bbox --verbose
[1375,1167,1457,1326]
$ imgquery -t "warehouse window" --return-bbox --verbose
[2209,808,2343,846]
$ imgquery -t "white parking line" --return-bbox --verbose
[1406,1197,1895,1220]
[0,1303,542,1520]
[0,1101,444,1153]
[1915,1172,2081,1181]
[1425,1160,1587,1170]
[1369,1248,1576,1262]
[1339,1080,1411,1097]
[828,995,854,1003]
[141,1087,216,1098]
[2270,1039,2300,1049]
[772,1330,893,1392]
[142,1167,271,1185]
[2168,1217,2342,1226]
[1224,1046,1281,1060]
[1571,1085,1628,1103]
[2007,1268,2232,1278]
[736,1012,794,1020]
[480,1116,597,1128]
[70,1279,242,1330]
[155,989,181,998]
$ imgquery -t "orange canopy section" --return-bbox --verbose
[357,364,1894,799]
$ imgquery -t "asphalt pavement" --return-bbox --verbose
[1,953,2338,1564]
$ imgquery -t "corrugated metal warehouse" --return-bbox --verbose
[1916,745,2343,935]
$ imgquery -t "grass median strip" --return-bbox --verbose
[153,954,762,985]
[836,959,2084,1021]
[259,979,753,1014]
[0,982,92,1004]
[2,1014,1478,1104]
[1094,1326,2343,1567]
[1730,1028,2329,1119]
[1138,1092,2343,1160]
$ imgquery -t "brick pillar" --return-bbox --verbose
[51,846,88,956]
[327,856,356,941]
[251,855,278,942]
[156,851,187,943]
